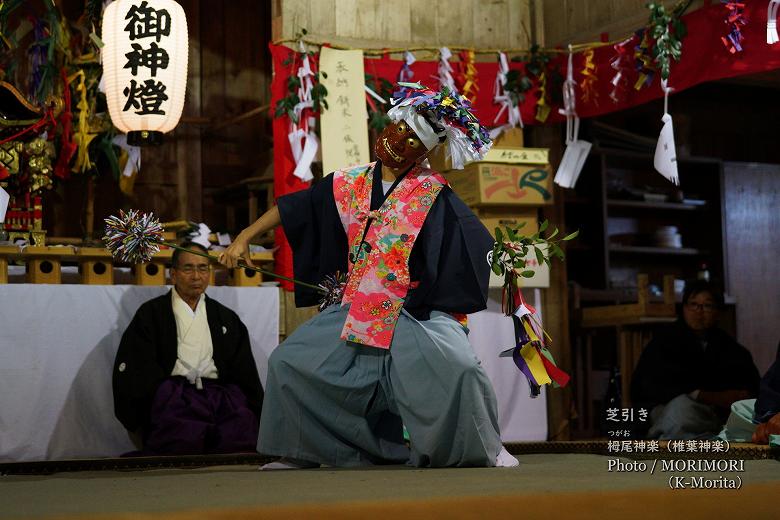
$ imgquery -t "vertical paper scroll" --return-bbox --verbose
[319,47,370,175]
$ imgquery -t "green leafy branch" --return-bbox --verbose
[274,29,329,123]
[503,69,533,107]
[647,1,690,81]
[490,219,579,280]
[365,74,394,132]
[510,44,564,107]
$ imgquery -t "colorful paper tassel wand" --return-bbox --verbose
[103,209,329,297]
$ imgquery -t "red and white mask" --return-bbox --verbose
[374,120,431,170]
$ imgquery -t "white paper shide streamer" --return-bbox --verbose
[768,1,780,44]
[553,47,592,189]
[0,185,9,223]
[490,52,523,141]
[438,47,458,94]
[398,51,416,84]
[188,223,212,249]
[654,78,679,185]
[112,134,142,178]
[288,41,319,182]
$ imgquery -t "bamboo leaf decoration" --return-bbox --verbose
[491,219,578,287]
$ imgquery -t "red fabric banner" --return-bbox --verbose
[270,44,311,290]
[269,1,780,290]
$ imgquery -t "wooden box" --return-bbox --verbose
[228,266,263,287]
[477,208,539,237]
[25,246,66,284]
[134,262,166,285]
[132,248,169,285]
[493,127,524,148]
[226,251,275,287]
[77,247,114,285]
[445,150,553,207]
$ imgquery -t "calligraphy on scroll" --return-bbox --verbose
[319,48,370,174]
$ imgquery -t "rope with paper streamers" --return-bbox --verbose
[721,1,746,53]
[437,47,458,94]
[579,49,598,105]
[535,71,549,122]
[273,36,329,183]
[69,69,95,174]
[273,1,695,129]
[609,36,633,103]
[396,51,416,94]
[653,78,679,185]
[290,41,318,182]
[457,49,478,103]
[54,68,76,180]
[491,51,523,140]
[634,29,655,90]
[273,0,693,60]
[768,0,780,44]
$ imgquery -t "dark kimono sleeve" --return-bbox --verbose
[113,302,168,432]
[277,174,348,308]
[733,342,761,398]
[630,333,696,410]
[217,306,264,417]
[755,344,780,422]
[405,187,494,318]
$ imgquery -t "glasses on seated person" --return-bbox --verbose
[686,302,715,312]
[178,264,210,275]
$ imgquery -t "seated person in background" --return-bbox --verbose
[113,242,263,455]
[631,280,760,439]
[752,342,780,444]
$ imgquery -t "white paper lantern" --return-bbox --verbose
[102,0,188,146]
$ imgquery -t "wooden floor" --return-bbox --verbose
[2,454,779,519]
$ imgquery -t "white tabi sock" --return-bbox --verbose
[260,457,320,470]
[495,447,520,467]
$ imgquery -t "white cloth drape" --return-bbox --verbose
[0,285,279,462]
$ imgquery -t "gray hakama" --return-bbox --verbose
[258,304,502,467]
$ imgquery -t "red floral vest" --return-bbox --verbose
[333,162,446,349]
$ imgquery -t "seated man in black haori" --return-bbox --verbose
[113,242,264,455]
[631,280,760,439]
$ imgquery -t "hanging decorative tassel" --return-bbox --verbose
[721,1,746,53]
[609,37,633,103]
[553,46,592,189]
[490,52,522,140]
[28,17,48,104]
[396,50,416,95]
[54,67,76,180]
[508,289,569,398]
[288,40,318,182]
[768,0,780,43]
[438,47,458,94]
[654,78,679,184]
[112,134,141,179]
[634,29,655,90]
[535,71,550,123]
[491,225,573,397]
[579,48,598,106]
[69,69,97,174]
[457,49,478,103]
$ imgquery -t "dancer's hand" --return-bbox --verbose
[219,235,254,268]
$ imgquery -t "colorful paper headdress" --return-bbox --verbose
[388,82,492,169]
